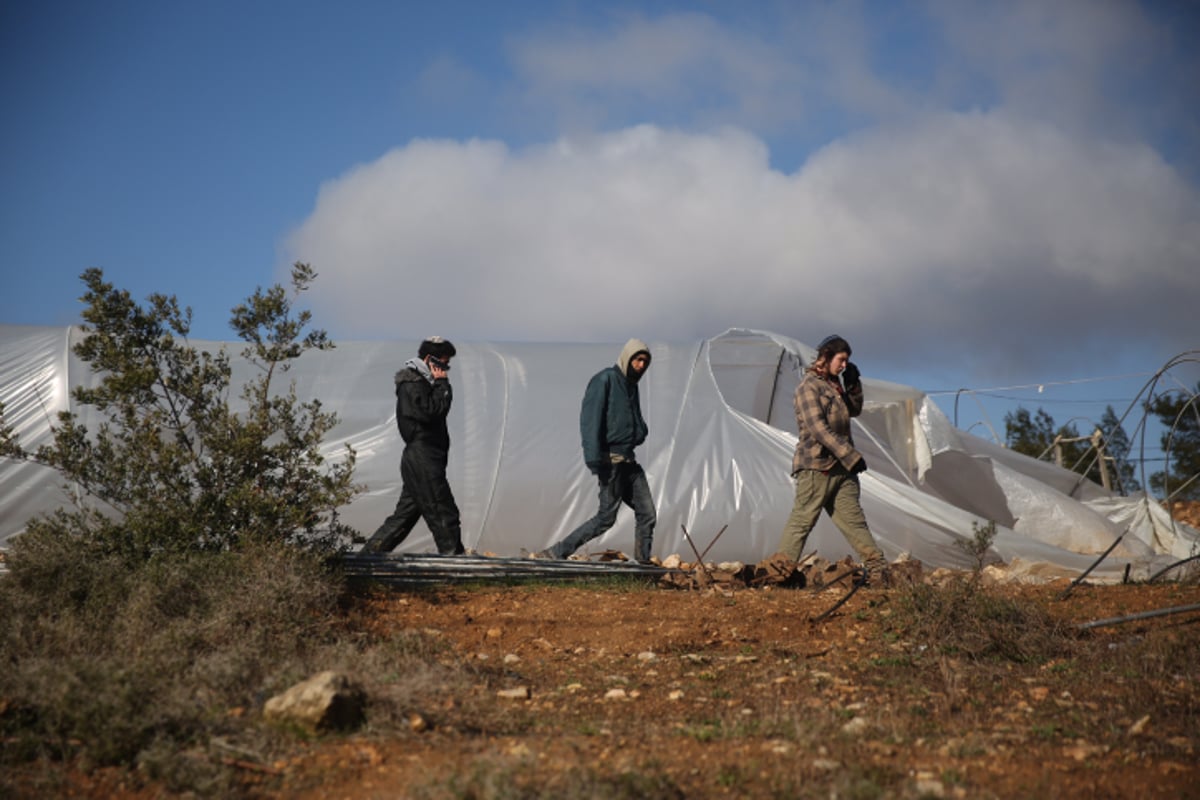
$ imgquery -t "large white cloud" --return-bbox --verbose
[284,114,1198,380]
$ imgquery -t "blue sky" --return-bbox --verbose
[2,0,1198,466]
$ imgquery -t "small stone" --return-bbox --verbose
[915,778,946,798]
[637,651,658,662]
[1128,714,1151,736]
[1063,742,1107,761]
[604,688,628,701]
[841,716,869,736]
[497,687,530,700]
[503,653,520,664]
[262,670,366,732]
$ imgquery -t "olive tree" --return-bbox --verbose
[0,262,359,559]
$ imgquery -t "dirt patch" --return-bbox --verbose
[11,570,1198,799]
[266,578,1198,799]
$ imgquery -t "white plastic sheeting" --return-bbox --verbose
[1,324,1195,581]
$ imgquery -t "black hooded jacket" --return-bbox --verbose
[395,365,452,453]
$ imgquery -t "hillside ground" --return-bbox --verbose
[8,505,1199,799]
[259,575,1199,799]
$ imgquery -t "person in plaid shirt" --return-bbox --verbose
[779,334,888,584]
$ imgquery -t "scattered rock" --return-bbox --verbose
[748,554,806,588]
[1063,741,1108,761]
[1129,714,1151,736]
[840,716,869,736]
[497,687,530,700]
[262,671,366,732]
[888,556,924,586]
[914,776,946,797]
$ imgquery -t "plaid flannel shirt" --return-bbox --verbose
[790,370,864,475]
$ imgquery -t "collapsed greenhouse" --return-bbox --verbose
[1,325,1195,581]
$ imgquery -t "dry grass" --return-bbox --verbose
[3,548,1198,799]
[0,534,472,797]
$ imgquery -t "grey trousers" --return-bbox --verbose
[549,462,656,561]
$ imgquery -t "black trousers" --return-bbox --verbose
[364,444,463,555]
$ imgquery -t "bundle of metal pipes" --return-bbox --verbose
[340,552,681,586]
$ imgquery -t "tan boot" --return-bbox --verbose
[864,556,891,588]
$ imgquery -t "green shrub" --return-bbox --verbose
[896,577,1075,664]
[0,263,359,560]
[0,540,339,769]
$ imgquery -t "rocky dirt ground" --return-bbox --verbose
[15,500,1200,799]
[251,572,1199,800]
[14,573,1200,799]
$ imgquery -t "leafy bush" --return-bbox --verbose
[954,519,999,576]
[0,267,378,793]
[896,575,1075,664]
[0,262,359,559]
[1150,382,1200,501]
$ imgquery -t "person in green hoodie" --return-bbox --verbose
[542,339,656,562]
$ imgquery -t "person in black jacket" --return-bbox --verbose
[362,337,465,555]
[542,338,656,562]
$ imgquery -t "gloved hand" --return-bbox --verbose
[850,456,868,475]
[841,361,861,387]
